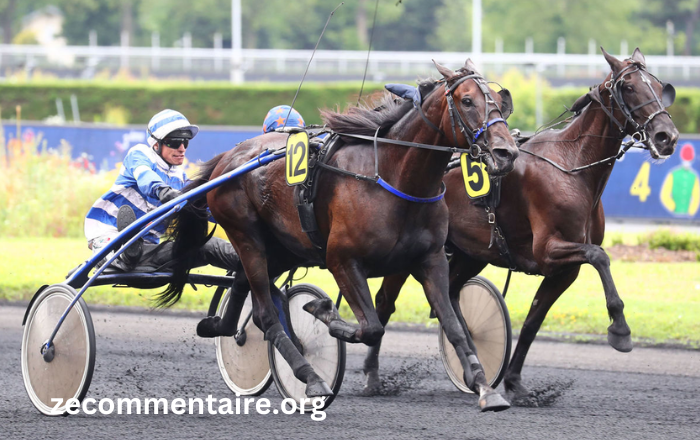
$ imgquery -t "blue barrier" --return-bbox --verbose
[1,122,260,172]
[2,122,699,223]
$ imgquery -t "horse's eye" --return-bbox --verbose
[624,85,634,92]
[461,97,473,106]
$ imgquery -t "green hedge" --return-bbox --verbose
[1,79,699,132]
[0,81,385,127]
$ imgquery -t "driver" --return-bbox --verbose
[84,109,239,272]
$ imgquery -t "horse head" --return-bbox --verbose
[600,47,679,159]
[433,59,519,176]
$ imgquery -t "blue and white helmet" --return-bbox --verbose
[147,109,199,148]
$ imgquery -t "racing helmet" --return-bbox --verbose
[262,105,305,133]
[147,109,199,148]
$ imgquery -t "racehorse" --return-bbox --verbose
[159,59,519,411]
[365,48,679,404]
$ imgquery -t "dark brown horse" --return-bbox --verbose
[366,48,679,404]
[160,59,519,411]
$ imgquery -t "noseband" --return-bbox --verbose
[442,73,509,159]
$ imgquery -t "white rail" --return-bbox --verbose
[1,44,698,81]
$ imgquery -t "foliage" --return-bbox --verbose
[0,80,385,127]
[2,73,699,132]
[2,0,700,55]
[639,229,700,251]
[0,129,116,237]
[11,29,38,45]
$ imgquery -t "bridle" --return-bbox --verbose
[292,71,513,204]
[591,61,675,157]
[520,60,677,174]
[441,72,510,160]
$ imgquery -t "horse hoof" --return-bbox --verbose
[197,316,220,338]
[479,391,511,412]
[607,328,633,353]
[196,316,235,338]
[362,371,382,396]
[302,298,339,324]
[306,380,333,398]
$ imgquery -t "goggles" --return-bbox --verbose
[161,137,189,150]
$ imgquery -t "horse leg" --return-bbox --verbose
[304,259,385,346]
[503,268,579,402]
[413,251,509,412]
[447,250,488,355]
[539,240,632,352]
[587,245,633,351]
[197,270,251,338]
[362,272,410,394]
[226,234,331,397]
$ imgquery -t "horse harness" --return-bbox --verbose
[455,60,677,285]
[292,71,511,264]
[520,60,676,173]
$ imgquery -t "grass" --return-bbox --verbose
[1,237,699,346]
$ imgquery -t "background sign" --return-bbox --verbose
[600,139,700,222]
[3,122,699,223]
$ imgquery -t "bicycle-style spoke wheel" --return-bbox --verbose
[268,284,345,410]
[21,284,96,416]
[439,276,512,393]
[215,290,272,396]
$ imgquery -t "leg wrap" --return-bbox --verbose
[265,323,314,380]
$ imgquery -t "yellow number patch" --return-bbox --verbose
[630,161,651,202]
[460,153,491,198]
[285,132,309,186]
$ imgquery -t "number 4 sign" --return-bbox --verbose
[630,161,651,202]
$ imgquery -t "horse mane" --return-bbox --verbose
[321,79,439,136]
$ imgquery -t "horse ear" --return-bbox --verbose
[497,89,513,119]
[630,47,646,65]
[464,58,481,75]
[601,47,624,73]
[662,82,676,107]
[433,59,455,80]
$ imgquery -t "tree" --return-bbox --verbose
[56,0,143,46]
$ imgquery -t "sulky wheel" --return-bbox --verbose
[439,276,512,393]
[215,290,273,396]
[268,284,346,410]
[21,284,96,416]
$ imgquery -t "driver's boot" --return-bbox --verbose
[116,205,143,269]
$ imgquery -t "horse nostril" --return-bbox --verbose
[493,148,513,162]
[654,131,670,146]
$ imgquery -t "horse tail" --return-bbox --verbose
[154,153,226,308]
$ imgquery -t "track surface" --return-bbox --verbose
[2,304,699,439]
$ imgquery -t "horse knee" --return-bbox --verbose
[375,292,396,319]
[585,245,610,268]
[361,325,385,346]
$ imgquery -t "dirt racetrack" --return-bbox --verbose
[2,304,699,439]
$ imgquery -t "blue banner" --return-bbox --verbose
[2,122,699,223]
[600,139,700,222]
[1,122,260,172]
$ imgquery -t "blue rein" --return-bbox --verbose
[473,117,508,142]
[377,177,447,203]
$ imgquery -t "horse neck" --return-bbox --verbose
[382,98,453,198]
[548,91,627,201]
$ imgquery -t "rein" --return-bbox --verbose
[313,71,510,203]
